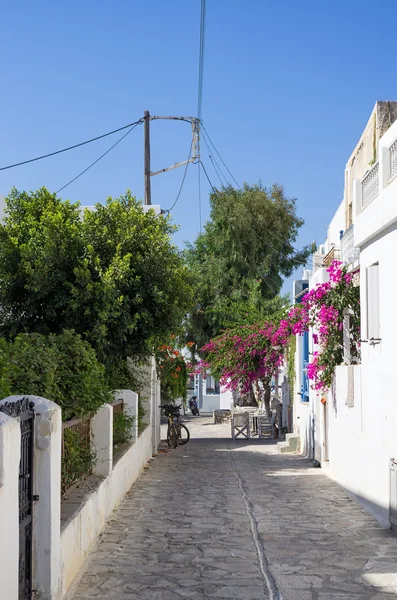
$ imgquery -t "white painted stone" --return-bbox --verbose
[0,412,20,599]
[2,395,63,600]
[61,425,153,596]
[92,404,112,477]
[115,389,139,442]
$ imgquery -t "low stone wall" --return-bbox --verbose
[213,409,231,424]
[61,426,153,596]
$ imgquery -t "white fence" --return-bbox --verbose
[0,363,161,599]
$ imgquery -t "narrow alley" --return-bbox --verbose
[66,417,397,600]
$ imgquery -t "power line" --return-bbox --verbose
[56,122,141,194]
[163,144,192,213]
[208,154,227,187]
[198,161,202,233]
[196,0,207,234]
[199,159,215,192]
[0,118,143,172]
[197,0,207,123]
[201,124,242,189]
[201,132,229,186]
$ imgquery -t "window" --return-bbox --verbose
[367,263,380,342]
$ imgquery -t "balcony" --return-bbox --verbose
[361,162,379,209]
[340,224,359,265]
[323,246,341,267]
[389,139,397,182]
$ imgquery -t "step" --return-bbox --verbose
[277,433,300,454]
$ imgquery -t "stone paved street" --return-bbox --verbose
[66,417,397,599]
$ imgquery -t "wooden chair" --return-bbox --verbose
[257,415,273,439]
[231,412,250,440]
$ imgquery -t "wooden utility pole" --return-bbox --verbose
[144,110,151,205]
[143,113,200,207]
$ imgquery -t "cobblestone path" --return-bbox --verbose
[66,417,397,599]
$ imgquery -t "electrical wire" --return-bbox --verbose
[198,161,202,233]
[197,0,207,123]
[163,145,192,213]
[201,123,242,189]
[0,118,143,172]
[208,154,227,187]
[196,0,207,234]
[56,122,141,194]
[201,131,229,186]
[199,159,215,192]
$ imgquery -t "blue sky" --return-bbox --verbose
[1,1,397,295]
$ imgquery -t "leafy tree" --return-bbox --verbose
[185,183,313,348]
[0,188,193,368]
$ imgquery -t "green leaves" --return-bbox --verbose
[0,330,111,420]
[185,183,310,347]
[0,187,193,366]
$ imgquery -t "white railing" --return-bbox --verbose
[361,162,379,209]
[340,224,359,265]
[389,139,397,182]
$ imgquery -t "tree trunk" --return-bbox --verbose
[238,383,257,406]
[252,380,261,405]
[262,379,271,417]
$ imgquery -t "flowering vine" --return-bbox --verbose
[299,261,360,391]
[195,260,360,400]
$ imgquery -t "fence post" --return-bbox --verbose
[114,390,138,442]
[0,412,20,599]
[2,395,65,600]
[92,404,113,477]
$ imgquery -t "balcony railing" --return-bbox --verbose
[389,139,397,182]
[361,162,379,209]
[323,246,340,267]
[340,224,357,264]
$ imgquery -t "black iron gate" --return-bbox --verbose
[0,398,35,600]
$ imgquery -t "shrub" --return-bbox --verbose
[0,330,110,420]
[50,330,111,420]
[113,410,134,449]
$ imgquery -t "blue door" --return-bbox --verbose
[301,330,309,402]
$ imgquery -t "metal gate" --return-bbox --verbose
[0,398,35,600]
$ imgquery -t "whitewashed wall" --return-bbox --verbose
[61,425,153,595]
[0,412,20,599]
[312,120,397,527]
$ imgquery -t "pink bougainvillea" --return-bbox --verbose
[195,261,360,396]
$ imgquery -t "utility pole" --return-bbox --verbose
[143,113,200,207]
[144,110,151,205]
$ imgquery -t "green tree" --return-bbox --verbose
[0,188,193,368]
[185,183,312,348]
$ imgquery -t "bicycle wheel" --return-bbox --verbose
[177,424,190,445]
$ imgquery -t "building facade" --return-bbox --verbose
[292,102,397,528]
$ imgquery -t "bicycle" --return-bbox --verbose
[160,404,190,448]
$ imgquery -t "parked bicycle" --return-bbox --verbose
[160,404,190,448]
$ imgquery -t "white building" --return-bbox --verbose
[292,101,397,528]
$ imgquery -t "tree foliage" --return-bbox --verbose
[0,188,193,367]
[185,183,312,347]
[0,330,110,420]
